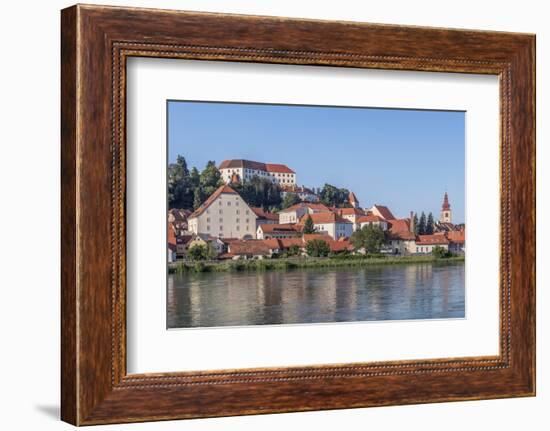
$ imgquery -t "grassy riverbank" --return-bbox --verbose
[168,254,465,274]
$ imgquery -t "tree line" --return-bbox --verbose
[413,211,436,235]
[168,156,224,210]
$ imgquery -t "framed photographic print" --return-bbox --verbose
[61,4,535,425]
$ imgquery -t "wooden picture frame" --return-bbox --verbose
[61,4,535,425]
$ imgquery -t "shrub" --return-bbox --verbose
[432,246,451,258]
[305,239,330,257]
[187,243,217,261]
[350,224,385,254]
[286,244,302,257]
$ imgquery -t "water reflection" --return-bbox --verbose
[167,262,465,329]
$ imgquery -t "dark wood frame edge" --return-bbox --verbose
[61,4,535,425]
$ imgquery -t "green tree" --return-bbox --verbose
[189,166,200,188]
[187,243,216,261]
[413,213,419,235]
[418,212,427,235]
[432,245,450,258]
[350,224,385,254]
[200,161,224,197]
[285,244,302,257]
[303,214,316,234]
[305,239,330,257]
[319,183,350,207]
[282,192,301,209]
[168,155,194,209]
[232,176,282,209]
[193,188,204,210]
[426,212,435,234]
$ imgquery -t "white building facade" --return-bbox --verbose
[278,202,331,224]
[303,213,354,239]
[219,159,296,185]
[187,185,258,239]
[357,214,389,231]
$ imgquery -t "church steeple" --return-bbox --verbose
[440,192,452,223]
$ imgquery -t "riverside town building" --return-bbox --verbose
[170,160,465,261]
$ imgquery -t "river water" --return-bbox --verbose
[167,262,465,329]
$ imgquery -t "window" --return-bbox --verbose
[227,201,231,206]
[245,218,249,223]
[220,226,224,231]
[206,217,210,222]
[206,209,210,214]
[219,218,223,223]
[236,226,240,231]
[219,200,222,205]
[207,225,210,231]
[219,209,223,214]
[236,218,240,223]
[236,210,240,215]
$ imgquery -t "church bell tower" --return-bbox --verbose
[440,192,452,223]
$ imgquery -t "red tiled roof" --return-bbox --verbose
[301,212,352,225]
[387,218,416,240]
[357,214,385,223]
[303,234,332,242]
[218,159,294,174]
[417,234,449,245]
[218,237,240,245]
[262,239,281,250]
[258,223,302,233]
[446,230,465,244]
[188,185,239,219]
[388,218,410,231]
[301,236,353,252]
[348,191,359,204]
[219,159,263,170]
[442,192,451,210]
[265,163,295,174]
[167,224,177,246]
[336,207,364,216]
[328,240,353,252]
[279,238,304,249]
[372,204,396,220]
[228,240,272,256]
[230,172,240,183]
[250,207,279,220]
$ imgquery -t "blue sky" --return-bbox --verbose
[168,101,465,223]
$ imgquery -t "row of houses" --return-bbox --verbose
[168,224,464,262]
[168,183,465,261]
[168,229,354,262]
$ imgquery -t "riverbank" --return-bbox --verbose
[168,254,464,274]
